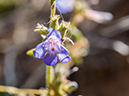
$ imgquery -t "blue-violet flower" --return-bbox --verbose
[56,0,74,14]
[33,28,71,66]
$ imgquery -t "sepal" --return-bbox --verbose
[63,81,78,93]
[34,23,49,35]
[26,48,36,57]
[58,21,71,37]
[50,15,60,30]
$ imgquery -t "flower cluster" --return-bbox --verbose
[27,3,73,66]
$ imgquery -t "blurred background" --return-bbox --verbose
[0,0,129,96]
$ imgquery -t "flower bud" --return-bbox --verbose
[74,1,84,13]
[50,15,60,30]
[63,81,78,93]
[34,23,49,35]
[58,21,71,37]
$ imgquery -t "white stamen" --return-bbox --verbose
[62,37,74,45]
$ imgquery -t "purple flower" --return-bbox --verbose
[33,28,71,66]
[56,0,74,14]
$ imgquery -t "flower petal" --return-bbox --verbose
[61,45,69,54]
[47,28,54,39]
[58,54,71,63]
[85,9,113,23]
[44,53,57,66]
[56,0,74,14]
[52,30,62,40]
[33,42,45,59]
[47,28,62,42]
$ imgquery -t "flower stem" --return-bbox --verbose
[51,1,56,19]
[51,0,55,4]
[46,66,51,87]
[46,65,52,95]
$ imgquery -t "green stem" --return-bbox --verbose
[51,0,55,4]
[51,1,56,19]
[46,66,51,87]
[46,65,52,95]
[50,1,56,29]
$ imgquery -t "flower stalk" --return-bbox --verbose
[46,66,52,96]
[51,0,56,19]
[46,66,52,88]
